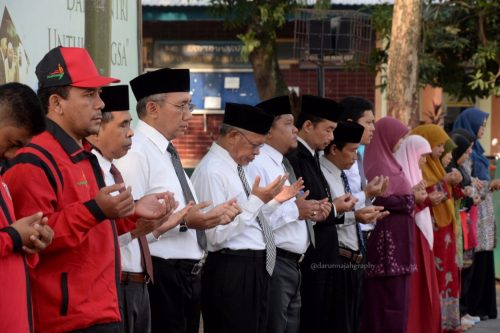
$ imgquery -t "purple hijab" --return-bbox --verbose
[364,117,411,196]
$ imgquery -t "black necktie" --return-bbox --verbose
[340,170,365,253]
[282,157,315,247]
[237,165,276,275]
[110,163,154,283]
[167,143,207,250]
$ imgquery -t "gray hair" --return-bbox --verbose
[136,93,166,119]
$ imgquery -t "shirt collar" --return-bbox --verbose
[135,120,170,154]
[261,144,284,167]
[91,148,112,174]
[210,142,239,170]
[297,136,315,156]
[319,155,342,177]
[46,119,94,163]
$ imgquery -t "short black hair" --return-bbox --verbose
[0,82,45,135]
[296,112,323,130]
[324,140,347,155]
[37,85,71,115]
[339,96,373,122]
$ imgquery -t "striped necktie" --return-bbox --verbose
[237,164,276,275]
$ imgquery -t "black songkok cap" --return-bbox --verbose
[333,121,365,144]
[223,102,274,135]
[130,68,190,101]
[300,95,344,122]
[256,95,292,117]
[100,85,129,112]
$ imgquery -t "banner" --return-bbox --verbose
[0,0,139,89]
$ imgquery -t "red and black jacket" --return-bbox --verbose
[0,176,33,333]
[3,119,122,333]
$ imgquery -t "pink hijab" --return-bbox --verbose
[395,135,434,249]
[364,117,411,196]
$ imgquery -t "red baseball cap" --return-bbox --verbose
[36,46,120,89]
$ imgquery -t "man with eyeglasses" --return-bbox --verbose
[114,68,241,333]
[191,102,303,333]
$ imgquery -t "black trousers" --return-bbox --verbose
[149,256,201,333]
[267,256,301,333]
[119,280,151,333]
[202,251,271,333]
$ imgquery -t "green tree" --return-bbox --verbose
[372,0,500,102]
[209,0,303,100]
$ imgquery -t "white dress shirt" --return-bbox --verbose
[93,149,143,273]
[344,158,374,232]
[191,142,280,252]
[114,120,203,260]
[320,156,359,252]
[247,144,309,254]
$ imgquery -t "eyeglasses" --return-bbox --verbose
[235,130,264,150]
[163,100,196,113]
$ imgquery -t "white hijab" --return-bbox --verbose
[395,135,434,249]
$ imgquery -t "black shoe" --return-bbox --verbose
[480,315,489,321]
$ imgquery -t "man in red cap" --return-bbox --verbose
[3,47,167,333]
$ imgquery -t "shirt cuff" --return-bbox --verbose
[246,194,265,213]
[262,199,280,214]
[146,232,160,243]
[344,211,356,225]
[332,203,342,218]
[118,232,133,247]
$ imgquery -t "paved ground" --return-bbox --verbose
[468,282,500,332]
[199,282,500,332]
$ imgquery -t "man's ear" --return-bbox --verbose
[145,100,160,118]
[303,120,313,133]
[49,94,63,115]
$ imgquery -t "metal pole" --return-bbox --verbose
[85,0,112,76]
[317,60,325,97]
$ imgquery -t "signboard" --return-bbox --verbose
[153,41,250,69]
[0,0,139,89]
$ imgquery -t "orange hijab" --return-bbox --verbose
[410,125,456,228]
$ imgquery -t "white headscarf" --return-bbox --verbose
[395,135,434,249]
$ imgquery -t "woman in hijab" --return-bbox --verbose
[394,134,441,333]
[453,108,498,320]
[410,124,462,332]
[361,117,418,333]
[447,132,481,329]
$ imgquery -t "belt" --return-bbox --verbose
[276,248,304,263]
[338,247,363,264]
[121,272,150,284]
[215,248,265,258]
[164,259,204,276]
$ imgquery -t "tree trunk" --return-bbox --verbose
[386,0,422,127]
[249,39,290,101]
